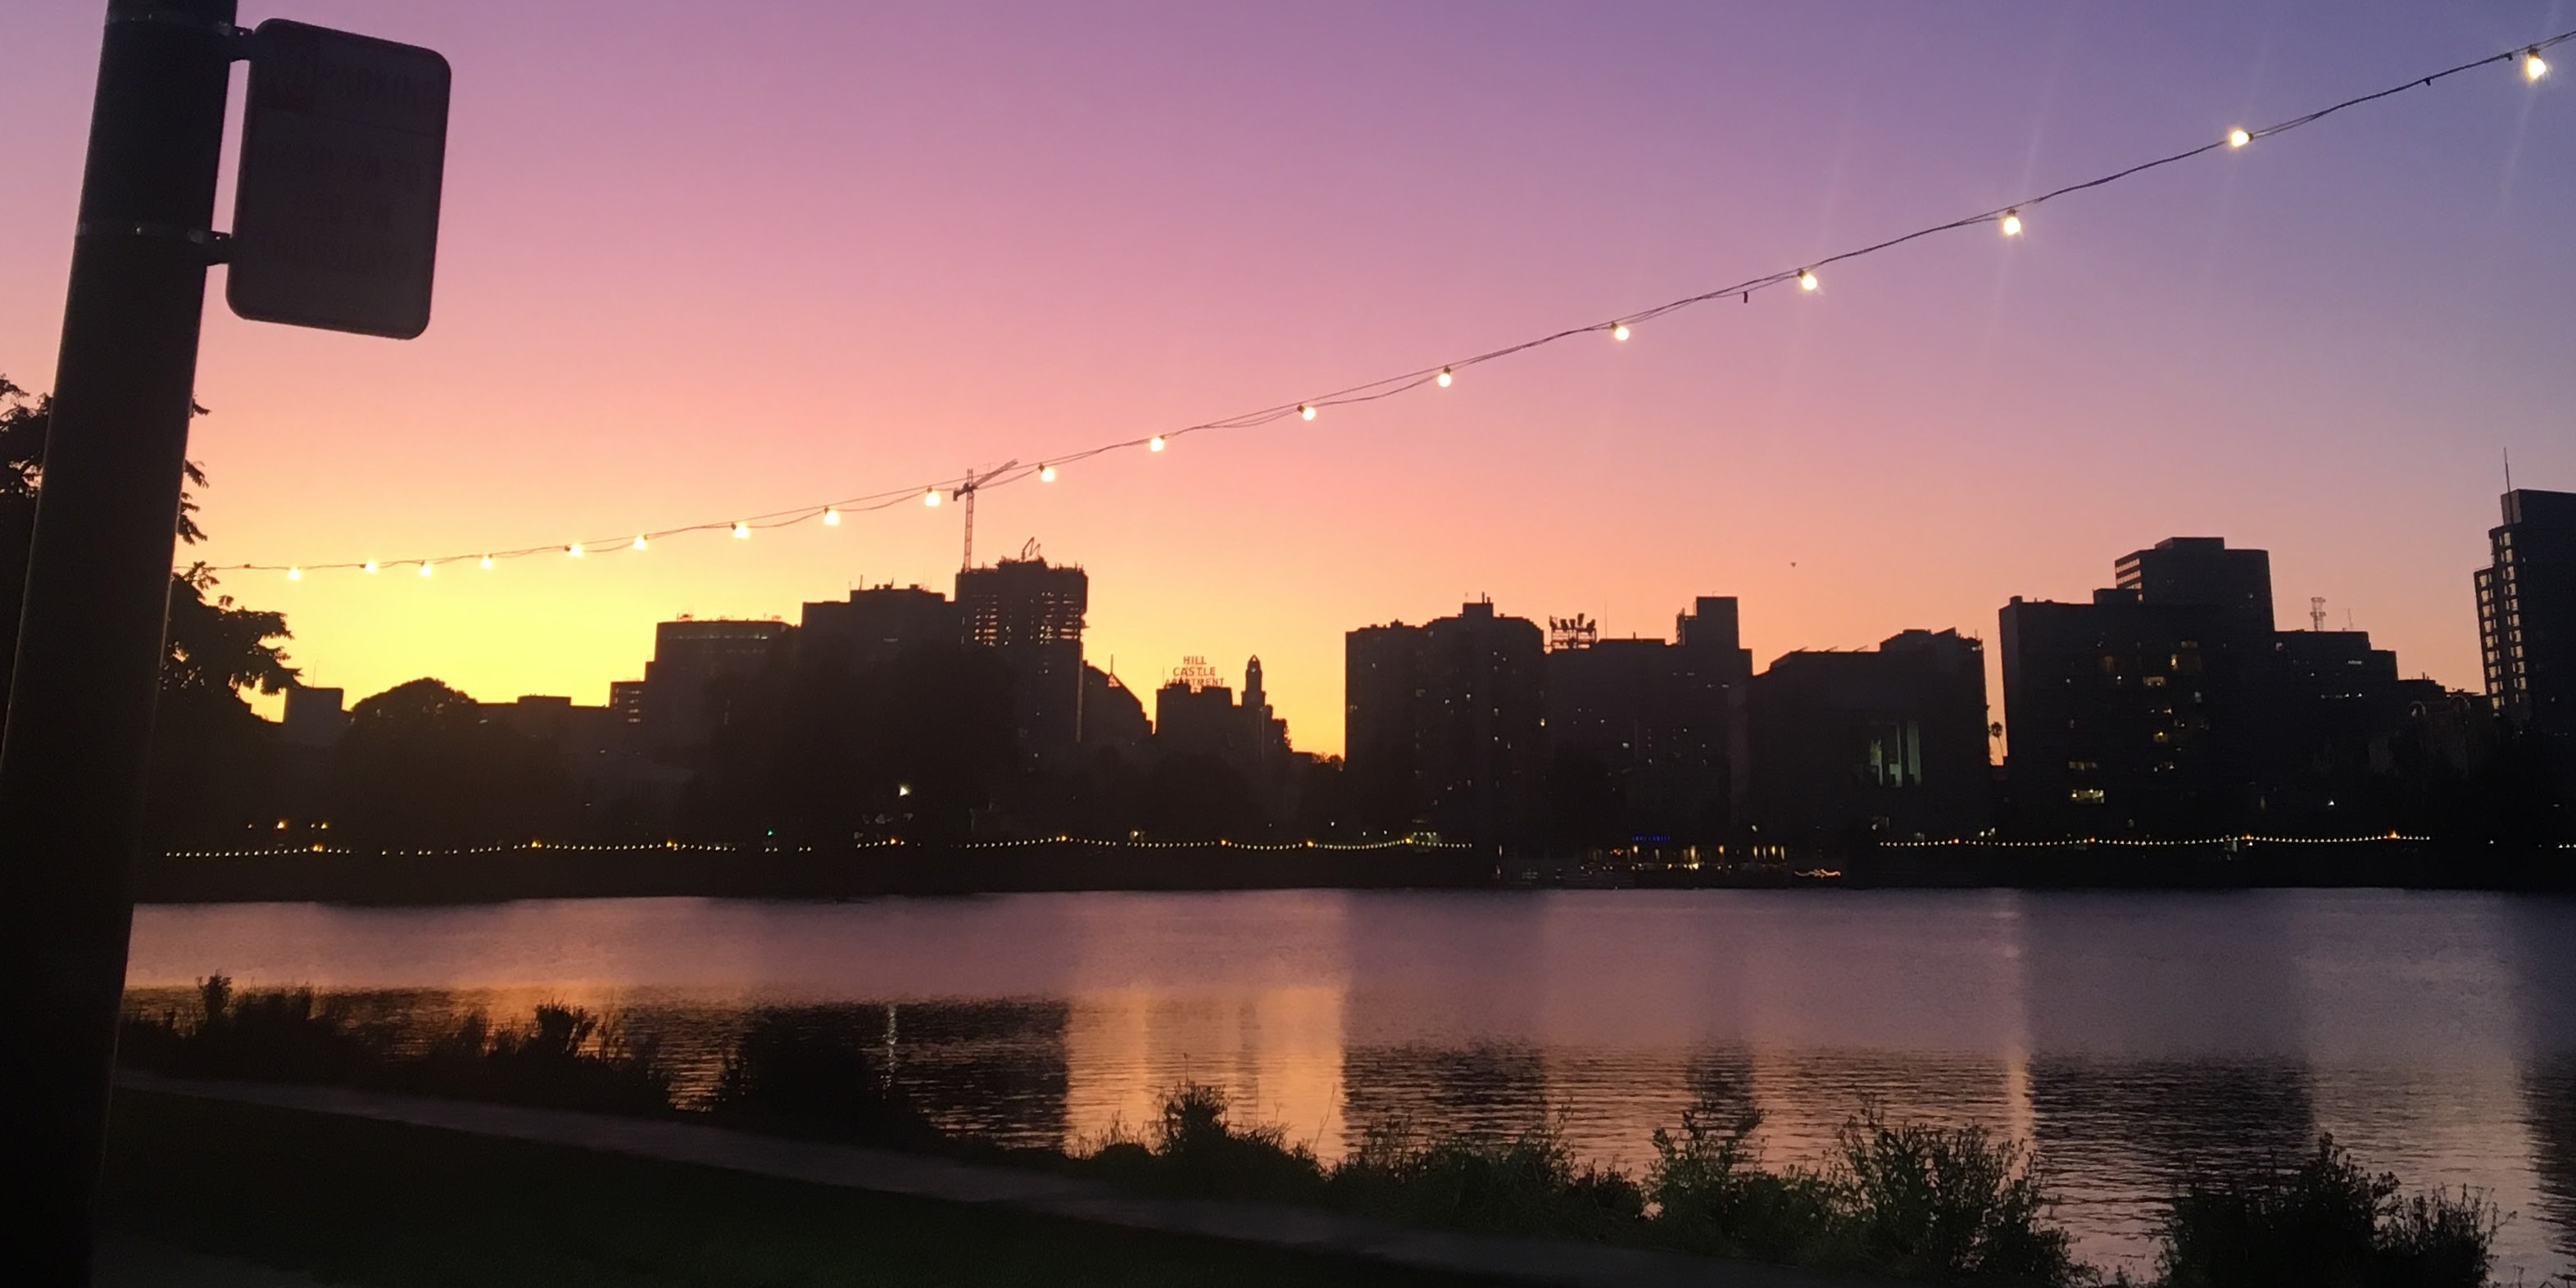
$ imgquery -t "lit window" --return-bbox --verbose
[2071,788,2107,805]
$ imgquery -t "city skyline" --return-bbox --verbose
[2,1,2570,756]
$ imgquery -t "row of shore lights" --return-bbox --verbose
[287,52,2553,584]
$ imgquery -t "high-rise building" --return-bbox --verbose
[1748,629,1989,847]
[2116,537,2274,638]
[956,554,1088,754]
[1544,596,1752,838]
[639,619,790,754]
[1345,599,1545,842]
[2002,535,2439,837]
[802,583,960,669]
[2478,488,2576,739]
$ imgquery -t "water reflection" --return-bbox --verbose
[125,889,2576,1279]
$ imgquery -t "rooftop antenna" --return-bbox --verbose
[952,460,1018,572]
[2310,596,2327,633]
[2505,447,2515,493]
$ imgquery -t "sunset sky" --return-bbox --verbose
[2,0,2569,754]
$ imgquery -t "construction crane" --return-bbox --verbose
[950,460,1018,572]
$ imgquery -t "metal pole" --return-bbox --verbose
[0,1,237,1280]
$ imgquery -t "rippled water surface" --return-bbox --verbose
[127,889,2576,1279]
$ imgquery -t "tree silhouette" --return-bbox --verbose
[327,679,575,847]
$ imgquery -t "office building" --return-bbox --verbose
[802,583,960,669]
[639,618,790,754]
[1748,628,1989,846]
[1544,596,1753,838]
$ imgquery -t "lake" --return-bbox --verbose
[125,888,2576,1280]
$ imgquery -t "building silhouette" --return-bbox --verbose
[639,618,791,754]
[1081,664,1149,749]
[956,552,1088,756]
[1998,541,2278,837]
[802,583,960,668]
[1345,599,1545,843]
[2480,488,2576,742]
[2002,536,2443,837]
[1748,628,1989,846]
[1544,596,1752,841]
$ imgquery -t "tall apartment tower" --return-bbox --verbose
[2478,488,2576,738]
[955,553,1088,753]
[1344,600,1545,843]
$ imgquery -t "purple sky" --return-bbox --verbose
[2,1,2569,751]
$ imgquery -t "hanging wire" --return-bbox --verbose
[215,27,2574,578]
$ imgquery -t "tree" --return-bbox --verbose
[328,678,574,846]
[2,375,298,844]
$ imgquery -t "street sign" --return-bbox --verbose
[225,19,449,339]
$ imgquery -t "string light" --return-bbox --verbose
[418,561,433,577]
[205,25,2576,581]
[732,521,751,538]
[567,543,583,558]
[1038,463,1057,482]
[286,567,300,581]
[632,535,648,551]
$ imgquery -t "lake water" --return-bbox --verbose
[126,888,2576,1281]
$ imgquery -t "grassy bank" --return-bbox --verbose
[102,1088,1508,1288]
[120,982,2510,1287]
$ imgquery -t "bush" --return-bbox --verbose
[2156,1136,2496,1288]
[1331,1115,1644,1240]
[1118,1082,1327,1203]
[706,1009,936,1146]
[120,977,672,1116]
[1827,1106,2083,1286]
[1645,1104,1838,1262]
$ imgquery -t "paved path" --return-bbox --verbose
[97,1239,342,1287]
[123,1074,1893,1288]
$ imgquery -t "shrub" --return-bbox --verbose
[1331,1115,1644,1241]
[1136,1082,1326,1203]
[1645,1104,1838,1262]
[707,1009,935,1146]
[2156,1136,2496,1288]
[1827,1105,2083,1285]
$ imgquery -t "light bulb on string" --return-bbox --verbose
[568,543,583,558]
[732,522,751,539]
[419,561,434,577]
[632,535,648,551]
[2000,210,2023,237]
[1611,322,1630,342]
[823,507,841,526]
[1149,435,1166,452]
[2528,48,2551,81]
[2228,128,2252,147]
[1038,463,1057,482]
[923,488,941,508]
[1435,368,1454,388]
[286,567,301,582]
[1798,270,1820,291]
[364,560,379,574]
[478,556,493,569]
[1299,404,1317,421]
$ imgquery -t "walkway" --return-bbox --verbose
[122,1073,1893,1288]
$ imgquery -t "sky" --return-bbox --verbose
[2,0,2571,755]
